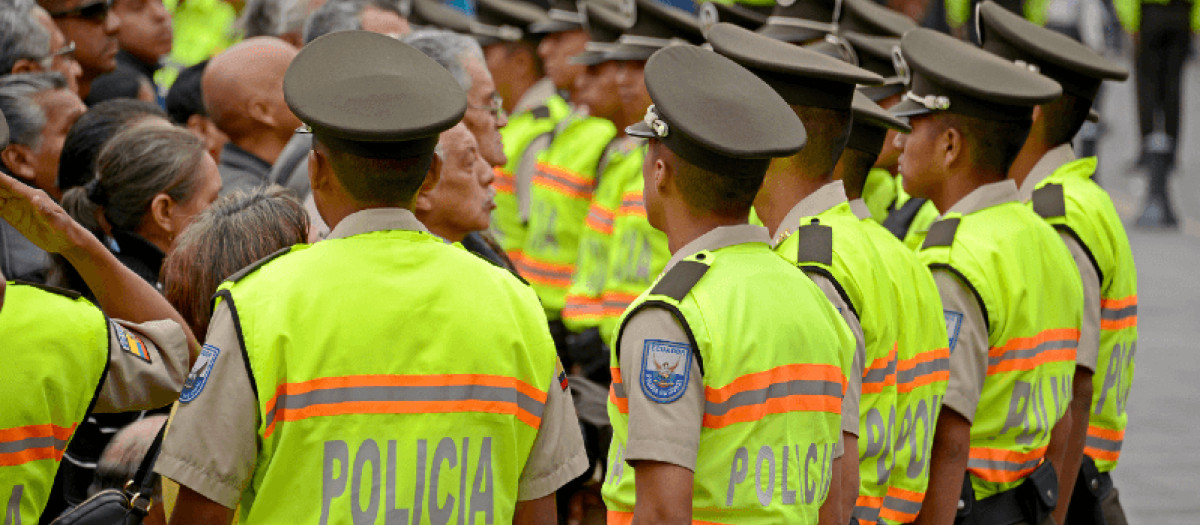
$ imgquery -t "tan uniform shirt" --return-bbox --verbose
[935,180,1021,422]
[772,180,865,440]
[96,318,190,412]
[1017,144,1101,372]
[156,208,588,508]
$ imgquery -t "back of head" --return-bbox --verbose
[165,60,207,125]
[0,71,65,149]
[57,98,167,193]
[162,187,309,335]
[302,0,367,44]
[402,28,483,91]
[201,37,299,141]
[61,122,205,236]
[88,415,167,495]
[0,2,50,74]
[791,104,852,176]
[83,66,153,106]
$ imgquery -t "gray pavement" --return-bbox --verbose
[1088,45,1200,524]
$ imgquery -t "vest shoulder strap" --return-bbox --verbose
[225,246,293,284]
[1032,183,1067,219]
[922,217,961,249]
[530,105,551,119]
[649,259,709,301]
[796,222,833,266]
[13,280,83,300]
[883,197,929,239]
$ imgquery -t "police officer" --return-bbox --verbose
[602,43,854,524]
[889,28,1083,525]
[0,113,195,523]
[974,4,1137,523]
[832,90,953,525]
[155,32,587,524]
[708,22,902,525]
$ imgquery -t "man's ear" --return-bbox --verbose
[652,150,672,198]
[940,125,965,172]
[247,97,276,128]
[308,148,329,191]
[1,144,38,183]
[416,152,443,201]
[10,59,42,75]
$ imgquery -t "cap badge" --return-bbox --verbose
[891,45,910,85]
[905,91,951,111]
[644,105,669,138]
[699,3,719,35]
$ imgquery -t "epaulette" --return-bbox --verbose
[12,280,82,300]
[796,221,833,266]
[883,197,929,240]
[224,246,294,284]
[649,258,710,301]
[921,217,960,249]
[531,105,551,119]
[1032,183,1067,219]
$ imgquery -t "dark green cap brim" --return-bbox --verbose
[570,48,612,65]
[409,0,474,32]
[476,0,552,34]
[529,19,580,33]
[860,83,904,102]
[755,22,826,43]
[838,0,916,37]
[604,41,660,61]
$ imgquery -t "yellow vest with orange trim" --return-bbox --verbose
[602,242,853,524]
[774,203,904,525]
[562,139,641,332]
[493,95,571,257]
[1,283,108,524]
[1028,157,1138,473]
[856,216,950,524]
[918,200,1083,499]
[517,114,617,317]
[597,146,670,347]
[215,230,559,524]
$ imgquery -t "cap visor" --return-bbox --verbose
[626,121,656,138]
[529,20,579,33]
[569,50,609,65]
[755,23,824,44]
[860,83,904,102]
[604,43,659,61]
[889,97,934,119]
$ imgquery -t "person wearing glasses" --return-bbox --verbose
[38,0,121,99]
[0,2,84,93]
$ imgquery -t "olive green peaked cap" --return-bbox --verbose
[530,0,585,33]
[842,32,904,101]
[708,22,882,110]
[604,0,703,61]
[976,1,1127,101]
[698,1,769,35]
[408,0,474,32]
[571,1,631,65]
[474,0,551,43]
[838,0,914,37]
[846,90,909,154]
[284,31,467,159]
[627,45,806,174]
[889,28,1061,121]
[757,0,837,43]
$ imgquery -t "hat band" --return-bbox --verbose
[471,21,522,41]
[904,90,950,111]
[765,16,835,33]
[548,8,582,24]
[584,41,617,52]
[618,34,682,48]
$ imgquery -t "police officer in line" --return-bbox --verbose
[156,32,587,524]
[974,4,1138,523]
[888,28,1084,525]
[602,43,855,524]
[707,22,887,524]
[832,90,954,525]
[0,114,196,524]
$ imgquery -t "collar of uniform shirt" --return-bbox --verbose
[1016,143,1077,202]
[773,180,849,246]
[944,178,1020,217]
[326,208,430,240]
[848,198,871,220]
[661,224,771,275]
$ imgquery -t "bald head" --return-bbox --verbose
[202,37,301,157]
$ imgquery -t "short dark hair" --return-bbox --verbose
[793,105,852,177]
[318,138,435,206]
[653,140,763,217]
[165,60,208,125]
[1040,93,1091,147]
[57,98,167,193]
[834,148,878,200]
[939,113,1031,176]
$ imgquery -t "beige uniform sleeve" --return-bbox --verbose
[933,270,989,423]
[94,318,190,413]
[154,303,260,508]
[517,358,589,501]
[619,307,705,471]
[806,272,864,445]
[1061,233,1100,372]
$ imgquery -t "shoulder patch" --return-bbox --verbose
[640,339,692,403]
[796,222,833,266]
[179,344,220,403]
[944,310,964,354]
[224,246,294,284]
[556,359,569,391]
[531,105,551,119]
[111,322,152,363]
[1032,183,1067,219]
[922,218,961,249]
[649,259,709,301]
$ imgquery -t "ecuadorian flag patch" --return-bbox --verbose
[112,322,151,363]
[556,360,569,391]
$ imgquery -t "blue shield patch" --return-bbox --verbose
[180,344,220,403]
[945,310,964,354]
[640,339,692,403]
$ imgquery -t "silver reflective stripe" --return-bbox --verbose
[896,357,950,385]
[1100,304,1137,320]
[264,384,545,426]
[704,379,842,417]
[539,169,592,194]
[967,456,1041,474]
[0,435,68,455]
[1085,434,1122,453]
[883,494,924,516]
[863,358,897,385]
[853,503,881,523]
[987,337,1078,367]
[765,16,835,33]
[611,382,627,399]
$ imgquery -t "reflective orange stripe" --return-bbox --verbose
[617,191,646,218]
[586,204,616,235]
[515,256,575,288]
[987,328,1079,374]
[606,510,728,525]
[1084,425,1124,461]
[493,167,515,195]
[855,494,885,516]
[563,294,604,321]
[861,344,897,395]
[0,423,75,467]
[1100,294,1137,330]
[896,346,950,394]
[967,446,1046,483]
[535,162,593,199]
[879,486,925,523]
[1100,295,1137,309]
[263,374,547,437]
[610,367,629,414]
[601,292,641,317]
[703,363,843,429]
[1087,425,1124,441]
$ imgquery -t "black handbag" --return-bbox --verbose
[50,426,165,525]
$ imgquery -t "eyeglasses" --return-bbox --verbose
[52,41,76,59]
[468,94,505,118]
[48,0,113,21]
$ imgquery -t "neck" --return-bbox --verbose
[930,166,1005,214]
[754,156,832,238]
[503,75,539,114]
[233,132,288,166]
[662,212,744,255]
[77,76,94,100]
[425,223,465,243]
[1007,137,1053,190]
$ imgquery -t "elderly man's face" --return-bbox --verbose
[422,124,495,241]
[29,88,86,199]
[112,0,172,66]
[463,57,507,167]
[35,9,83,93]
[50,0,121,81]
